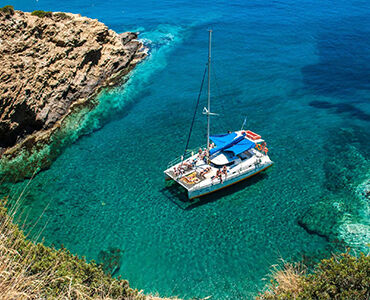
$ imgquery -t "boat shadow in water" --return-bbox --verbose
[161,172,268,211]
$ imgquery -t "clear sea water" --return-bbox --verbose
[3,0,370,299]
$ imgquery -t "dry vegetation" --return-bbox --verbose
[259,260,307,298]
[0,192,369,300]
[0,190,187,300]
[0,179,368,300]
[0,196,155,299]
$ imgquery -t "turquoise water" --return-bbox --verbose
[3,0,370,298]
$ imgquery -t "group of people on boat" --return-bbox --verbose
[212,165,228,184]
[172,142,223,180]
[255,141,269,154]
[197,142,215,160]
[172,159,196,176]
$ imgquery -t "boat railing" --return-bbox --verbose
[167,145,206,169]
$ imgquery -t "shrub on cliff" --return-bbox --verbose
[258,251,370,299]
[31,10,53,18]
[0,198,144,299]
[54,12,71,20]
[0,5,14,15]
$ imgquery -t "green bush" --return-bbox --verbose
[0,5,15,15]
[54,12,71,20]
[31,10,52,18]
[258,251,370,299]
[299,252,370,299]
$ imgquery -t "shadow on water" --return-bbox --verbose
[309,100,370,122]
[302,16,370,97]
[161,172,268,210]
[301,16,370,121]
[160,181,190,210]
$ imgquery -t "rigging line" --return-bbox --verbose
[182,65,208,162]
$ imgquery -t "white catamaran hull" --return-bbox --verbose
[187,161,273,199]
[164,31,274,200]
[164,144,273,200]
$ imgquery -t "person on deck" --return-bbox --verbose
[182,161,192,169]
[177,165,185,175]
[173,167,179,176]
[219,173,223,184]
[222,165,228,177]
[198,148,205,160]
[216,169,223,183]
[199,166,211,178]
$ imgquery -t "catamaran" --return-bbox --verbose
[164,30,273,200]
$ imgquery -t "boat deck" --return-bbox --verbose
[164,130,272,195]
[165,157,220,190]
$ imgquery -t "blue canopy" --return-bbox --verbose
[225,138,255,155]
[209,133,237,155]
[210,132,255,156]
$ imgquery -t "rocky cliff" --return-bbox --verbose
[0,8,146,153]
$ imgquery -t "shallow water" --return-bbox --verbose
[3,0,370,298]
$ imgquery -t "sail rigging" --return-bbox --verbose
[182,66,207,162]
[183,30,215,163]
[206,29,212,161]
[164,30,273,200]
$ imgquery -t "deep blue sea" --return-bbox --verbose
[3,0,370,299]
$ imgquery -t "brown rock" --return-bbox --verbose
[0,10,146,150]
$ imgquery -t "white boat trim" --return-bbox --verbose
[163,30,273,200]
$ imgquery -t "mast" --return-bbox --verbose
[206,29,212,162]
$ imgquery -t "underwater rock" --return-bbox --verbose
[0,9,146,180]
[298,196,341,241]
[298,127,370,249]
[97,247,123,276]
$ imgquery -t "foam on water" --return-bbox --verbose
[339,178,370,251]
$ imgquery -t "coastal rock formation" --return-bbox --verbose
[298,195,341,241]
[297,127,370,251]
[98,247,123,276]
[0,9,146,152]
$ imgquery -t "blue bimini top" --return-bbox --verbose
[210,132,255,156]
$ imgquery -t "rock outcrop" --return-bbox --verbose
[297,127,370,251]
[0,9,146,152]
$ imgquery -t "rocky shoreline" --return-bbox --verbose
[0,8,147,180]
